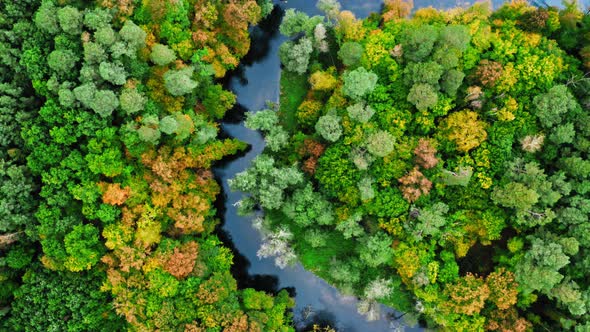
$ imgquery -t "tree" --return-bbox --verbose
[91,90,119,117]
[119,88,146,114]
[47,50,78,75]
[338,42,363,67]
[118,20,147,51]
[486,268,518,310]
[441,166,473,186]
[533,84,579,128]
[83,42,107,64]
[57,6,82,35]
[549,280,587,316]
[474,60,503,88]
[279,37,313,74]
[335,212,365,238]
[34,1,59,34]
[404,61,443,86]
[359,233,393,267]
[414,138,438,169]
[401,25,438,62]
[164,67,198,96]
[63,224,103,272]
[314,23,329,52]
[441,110,487,152]
[357,176,375,201]
[257,227,297,269]
[520,134,545,153]
[515,236,570,294]
[317,0,341,20]
[441,69,465,96]
[279,9,312,37]
[549,122,575,144]
[315,112,342,142]
[99,61,127,85]
[83,8,112,30]
[282,183,334,226]
[407,83,438,111]
[150,43,176,66]
[159,116,178,134]
[382,0,413,21]
[94,26,116,46]
[366,130,395,157]
[444,273,490,316]
[398,167,432,202]
[492,182,539,211]
[9,266,123,331]
[309,71,337,91]
[347,102,374,123]
[342,67,378,101]
[245,109,279,131]
[438,25,471,52]
[304,229,328,247]
[413,202,449,240]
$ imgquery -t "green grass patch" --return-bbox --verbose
[279,70,308,132]
[297,232,356,276]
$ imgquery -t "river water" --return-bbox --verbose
[214,0,575,331]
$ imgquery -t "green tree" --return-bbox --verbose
[441,69,465,96]
[164,67,198,96]
[119,87,146,114]
[407,83,438,111]
[438,25,471,52]
[98,61,127,85]
[515,236,570,294]
[9,266,123,331]
[338,42,363,67]
[57,6,82,35]
[94,26,116,46]
[342,67,378,101]
[347,102,374,123]
[366,130,395,157]
[47,50,78,75]
[63,224,103,272]
[279,37,313,74]
[90,90,119,117]
[401,24,438,62]
[315,112,342,142]
[118,19,146,51]
[359,233,393,267]
[492,182,539,211]
[533,84,579,128]
[34,0,59,34]
[404,61,443,86]
[150,43,176,66]
[245,109,279,132]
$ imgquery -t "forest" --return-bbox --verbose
[230,0,590,331]
[2,0,590,331]
[0,0,295,331]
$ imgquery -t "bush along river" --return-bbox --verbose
[213,0,530,331]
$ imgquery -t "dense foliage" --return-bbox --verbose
[234,0,590,330]
[0,0,294,330]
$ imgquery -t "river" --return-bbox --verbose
[213,0,572,331]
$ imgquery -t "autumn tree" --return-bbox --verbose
[441,110,487,152]
[444,273,490,316]
[414,138,438,169]
[474,60,503,88]
[399,167,432,202]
